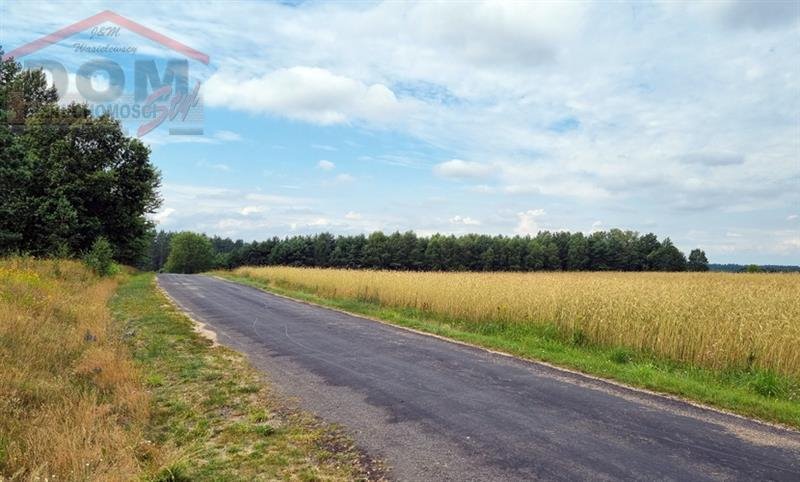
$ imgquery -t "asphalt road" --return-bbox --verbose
[157,274,800,481]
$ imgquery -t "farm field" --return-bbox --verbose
[227,266,800,426]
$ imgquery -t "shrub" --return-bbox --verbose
[84,236,117,276]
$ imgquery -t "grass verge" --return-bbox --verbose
[1,258,148,480]
[216,272,800,430]
[110,273,383,481]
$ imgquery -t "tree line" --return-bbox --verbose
[0,47,161,264]
[154,229,710,273]
[709,263,800,273]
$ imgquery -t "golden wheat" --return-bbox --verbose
[235,266,800,378]
[0,258,149,481]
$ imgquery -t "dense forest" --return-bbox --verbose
[151,229,711,273]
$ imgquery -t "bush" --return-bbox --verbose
[84,237,117,276]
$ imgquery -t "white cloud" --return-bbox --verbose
[204,67,414,125]
[345,211,363,220]
[449,215,480,226]
[150,184,326,237]
[213,130,243,142]
[317,159,335,170]
[240,206,266,216]
[152,207,175,225]
[787,214,799,221]
[778,238,800,252]
[515,209,546,235]
[434,159,495,179]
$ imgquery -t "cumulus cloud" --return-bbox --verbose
[204,67,412,125]
[514,209,546,235]
[317,159,335,170]
[434,159,495,179]
[345,211,363,220]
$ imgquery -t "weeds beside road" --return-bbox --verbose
[0,259,377,481]
[0,258,148,480]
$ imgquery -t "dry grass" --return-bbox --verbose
[234,267,800,378]
[0,260,381,481]
[0,257,149,481]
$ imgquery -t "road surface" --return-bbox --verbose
[158,274,800,481]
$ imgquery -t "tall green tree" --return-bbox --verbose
[566,233,590,270]
[648,238,687,271]
[149,230,174,271]
[0,48,161,264]
[688,249,709,272]
[164,232,215,273]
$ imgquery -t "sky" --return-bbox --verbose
[1,0,799,264]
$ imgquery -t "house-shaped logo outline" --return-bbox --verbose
[4,10,209,64]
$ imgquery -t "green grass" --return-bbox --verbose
[216,272,800,430]
[110,273,382,481]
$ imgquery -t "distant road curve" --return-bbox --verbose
[158,274,800,481]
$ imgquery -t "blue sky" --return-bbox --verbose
[1,0,799,264]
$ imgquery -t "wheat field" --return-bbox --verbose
[234,267,800,378]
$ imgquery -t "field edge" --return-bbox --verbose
[214,272,800,431]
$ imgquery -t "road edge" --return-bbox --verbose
[209,273,800,436]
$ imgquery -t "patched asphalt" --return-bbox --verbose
[158,274,800,481]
